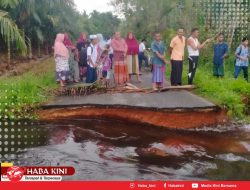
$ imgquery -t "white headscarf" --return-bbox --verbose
[96,33,106,50]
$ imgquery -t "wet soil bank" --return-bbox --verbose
[37,106,228,129]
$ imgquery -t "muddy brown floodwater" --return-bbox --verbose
[1,119,250,180]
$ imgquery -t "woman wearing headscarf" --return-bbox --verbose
[69,46,80,83]
[63,33,74,48]
[64,33,80,83]
[54,33,70,87]
[96,33,107,51]
[111,31,128,86]
[76,32,87,52]
[125,32,141,82]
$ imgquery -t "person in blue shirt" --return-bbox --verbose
[151,32,168,90]
[234,37,249,81]
[213,33,228,77]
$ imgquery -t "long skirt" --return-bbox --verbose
[68,48,80,82]
[152,64,165,85]
[55,56,70,81]
[86,65,97,83]
[73,60,80,81]
[127,54,139,75]
[114,51,128,85]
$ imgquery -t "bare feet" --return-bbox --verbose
[153,87,158,91]
[60,80,65,87]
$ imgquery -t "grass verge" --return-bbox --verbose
[0,57,57,120]
[166,55,250,120]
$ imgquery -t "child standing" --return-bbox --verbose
[86,35,98,84]
[98,48,112,86]
[79,40,90,81]
[234,37,249,81]
[213,33,228,78]
[151,32,167,90]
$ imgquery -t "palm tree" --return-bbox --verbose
[0,0,27,65]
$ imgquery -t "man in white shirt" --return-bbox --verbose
[138,39,149,73]
[187,28,211,84]
[86,35,98,83]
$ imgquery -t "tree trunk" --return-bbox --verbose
[38,41,41,58]
[27,37,32,59]
[7,34,11,69]
[45,43,49,55]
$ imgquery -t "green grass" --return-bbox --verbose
[166,55,250,120]
[0,57,57,120]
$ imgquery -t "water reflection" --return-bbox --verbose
[0,119,250,180]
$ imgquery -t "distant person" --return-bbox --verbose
[79,40,90,81]
[98,47,112,86]
[213,33,228,77]
[69,46,80,83]
[96,33,107,66]
[76,32,87,52]
[63,33,76,82]
[86,35,98,83]
[54,33,70,87]
[139,39,149,72]
[169,29,186,86]
[111,31,128,86]
[63,33,74,48]
[151,32,167,90]
[125,32,141,82]
[187,28,211,85]
[97,33,106,52]
[234,37,249,81]
[107,36,114,68]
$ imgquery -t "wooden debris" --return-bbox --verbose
[52,79,196,96]
[107,83,196,94]
[159,85,196,92]
[55,81,107,96]
[126,83,140,89]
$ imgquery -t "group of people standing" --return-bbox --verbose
[53,28,249,89]
[149,28,212,90]
[110,31,150,85]
[54,32,109,87]
[152,28,249,90]
[167,28,211,87]
[53,31,149,87]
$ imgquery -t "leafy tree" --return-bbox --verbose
[87,11,120,38]
[112,0,190,41]
[0,0,120,62]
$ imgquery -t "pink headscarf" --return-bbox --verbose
[125,32,139,55]
[111,35,127,53]
[77,32,87,43]
[54,33,69,59]
[63,33,74,47]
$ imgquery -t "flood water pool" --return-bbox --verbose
[1,119,250,180]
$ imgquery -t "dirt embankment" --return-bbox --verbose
[0,53,51,77]
[38,106,228,129]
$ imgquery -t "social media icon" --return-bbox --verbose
[192,183,199,188]
[130,183,135,189]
